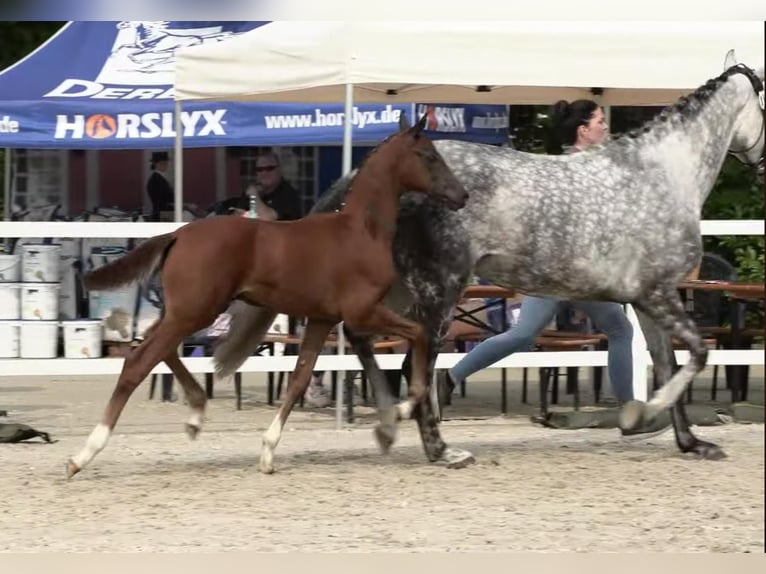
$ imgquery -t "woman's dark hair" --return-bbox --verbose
[548,99,599,153]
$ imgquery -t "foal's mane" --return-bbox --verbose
[608,65,756,149]
[345,128,404,194]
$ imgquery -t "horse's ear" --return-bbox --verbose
[724,49,738,70]
[398,113,410,131]
[413,113,428,135]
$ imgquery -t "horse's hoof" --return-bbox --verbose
[437,447,476,469]
[185,423,201,440]
[65,459,80,480]
[259,449,276,474]
[619,400,646,431]
[373,423,397,454]
[684,440,727,461]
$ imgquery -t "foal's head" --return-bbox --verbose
[723,50,765,174]
[384,113,468,209]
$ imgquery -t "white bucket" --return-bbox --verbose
[89,286,138,342]
[62,320,103,358]
[20,321,59,358]
[21,283,61,320]
[0,283,21,320]
[0,320,20,358]
[0,253,21,282]
[21,243,62,282]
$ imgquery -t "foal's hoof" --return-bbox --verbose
[185,423,201,440]
[65,459,81,480]
[619,400,647,431]
[684,440,727,461]
[373,423,397,454]
[436,447,476,470]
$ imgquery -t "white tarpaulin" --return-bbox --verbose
[174,21,764,106]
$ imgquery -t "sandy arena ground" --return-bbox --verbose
[0,371,763,552]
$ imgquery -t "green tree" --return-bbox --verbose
[0,21,65,218]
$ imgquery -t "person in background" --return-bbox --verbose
[444,98,672,440]
[146,151,174,221]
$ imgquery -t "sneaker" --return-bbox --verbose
[304,382,331,408]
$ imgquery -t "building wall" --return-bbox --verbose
[68,147,223,215]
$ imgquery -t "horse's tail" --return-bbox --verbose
[84,233,176,291]
[213,302,277,379]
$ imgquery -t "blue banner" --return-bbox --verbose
[0,21,509,149]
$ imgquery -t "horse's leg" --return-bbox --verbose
[347,304,430,423]
[259,318,335,474]
[629,307,725,460]
[142,318,208,438]
[619,286,717,450]
[342,327,400,453]
[399,343,476,468]
[165,351,209,439]
[66,318,187,478]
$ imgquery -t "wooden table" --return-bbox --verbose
[461,285,516,300]
[677,280,764,300]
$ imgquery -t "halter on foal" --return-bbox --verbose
[66,114,468,478]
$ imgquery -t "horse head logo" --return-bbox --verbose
[109,21,240,75]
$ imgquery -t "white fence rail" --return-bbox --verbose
[0,350,762,378]
[1,219,763,239]
[1,219,763,399]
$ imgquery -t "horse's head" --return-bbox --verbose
[390,114,468,210]
[723,50,765,174]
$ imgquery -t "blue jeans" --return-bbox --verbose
[449,295,634,403]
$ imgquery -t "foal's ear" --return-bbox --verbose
[398,113,411,131]
[413,113,428,134]
[724,49,738,71]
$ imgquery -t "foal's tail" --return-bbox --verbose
[84,233,176,291]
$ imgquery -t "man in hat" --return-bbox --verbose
[146,151,173,221]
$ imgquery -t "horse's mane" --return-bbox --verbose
[608,65,753,149]
[320,131,402,212]
[354,130,399,171]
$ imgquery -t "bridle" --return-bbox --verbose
[727,64,765,172]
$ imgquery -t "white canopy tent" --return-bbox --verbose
[174,21,764,106]
[173,20,764,214]
[171,20,765,425]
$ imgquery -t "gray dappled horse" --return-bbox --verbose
[215,50,764,466]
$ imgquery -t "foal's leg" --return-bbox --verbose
[143,318,208,438]
[628,307,725,460]
[67,319,187,478]
[165,352,209,439]
[619,286,711,434]
[259,318,335,474]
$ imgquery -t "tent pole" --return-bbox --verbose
[3,148,10,223]
[173,100,184,223]
[3,148,11,252]
[336,82,354,431]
